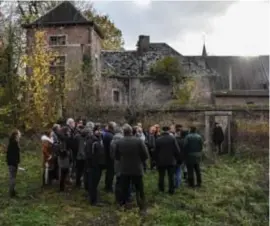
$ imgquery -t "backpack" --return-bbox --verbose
[92,140,105,165]
[77,136,87,160]
[58,140,68,159]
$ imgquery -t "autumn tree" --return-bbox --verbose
[83,9,124,50]
[20,31,59,131]
[0,5,22,126]
[149,56,201,105]
[17,1,62,23]
[16,1,124,50]
[64,53,97,117]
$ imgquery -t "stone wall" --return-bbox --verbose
[26,25,101,77]
[215,96,269,106]
[100,75,213,107]
[85,107,269,149]
[91,28,102,78]
[100,77,171,107]
[100,37,216,107]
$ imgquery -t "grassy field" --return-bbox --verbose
[0,139,268,226]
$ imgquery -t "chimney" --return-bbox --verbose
[137,35,150,54]
[228,65,232,91]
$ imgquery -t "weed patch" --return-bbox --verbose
[0,142,268,226]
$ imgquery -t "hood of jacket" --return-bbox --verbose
[41,135,53,144]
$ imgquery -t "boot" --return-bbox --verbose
[9,190,17,198]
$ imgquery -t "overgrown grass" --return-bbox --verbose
[0,139,268,226]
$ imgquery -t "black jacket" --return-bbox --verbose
[85,135,106,168]
[66,126,77,152]
[212,126,224,144]
[102,131,114,162]
[155,132,180,166]
[115,136,148,176]
[175,131,189,164]
[183,133,203,164]
[6,139,20,166]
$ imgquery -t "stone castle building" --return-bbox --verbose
[22,1,269,112]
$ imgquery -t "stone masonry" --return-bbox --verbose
[101,35,216,107]
[23,1,269,111]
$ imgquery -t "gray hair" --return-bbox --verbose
[108,121,117,132]
[86,121,95,129]
[52,124,60,130]
[122,123,132,136]
[66,118,74,126]
[114,126,123,134]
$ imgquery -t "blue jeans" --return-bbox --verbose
[175,166,182,188]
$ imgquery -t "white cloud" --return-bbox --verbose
[93,1,269,55]
[133,0,152,8]
[171,1,269,55]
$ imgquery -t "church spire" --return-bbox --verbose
[202,33,207,57]
[202,43,207,57]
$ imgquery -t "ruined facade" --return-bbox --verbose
[101,36,216,107]
[23,1,269,112]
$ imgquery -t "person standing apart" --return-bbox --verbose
[6,129,21,198]
[212,122,224,154]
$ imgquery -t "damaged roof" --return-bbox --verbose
[101,43,214,77]
[22,1,103,38]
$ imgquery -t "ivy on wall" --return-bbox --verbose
[149,56,185,84]
[150,56,198,105]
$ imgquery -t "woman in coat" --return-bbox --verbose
[41,131,54,186]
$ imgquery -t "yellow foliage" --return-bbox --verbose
[20,31,59,131]
[237,120,269,134]
[171,77,196,105]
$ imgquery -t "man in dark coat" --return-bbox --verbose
[183,126,203,188]
[114,124,148,210]
[102,121,115,193]
[155,126,181,194]
[74,128,90,188]
[66,118,77,179]
[175,128,188,187]
[145,126,157,170]
[212,122,224,154]
[85,125,106,206]
[6,130,21,197]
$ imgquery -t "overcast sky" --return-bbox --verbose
[92,0,270,56]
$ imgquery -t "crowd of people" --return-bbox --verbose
[6,118,204,210]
